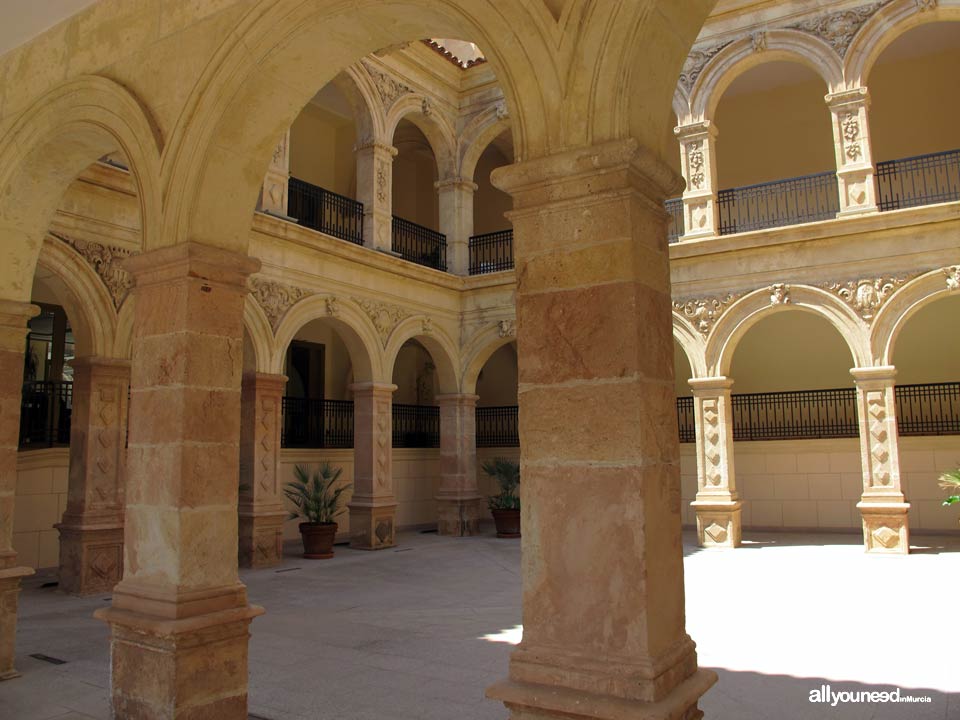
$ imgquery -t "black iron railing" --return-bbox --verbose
[19,381,73,449]
[731,387,858,441]
[718,171,839,235]
[287,177,364,245]
[392,404,440,448]
[876,148,960,212]
[392,216,447,271]
[895,382,960,436]
[665,198,684,244]
[676,396,695,444]
[281,397,354,449]
[476,406,519,448]
[469,229,514,274]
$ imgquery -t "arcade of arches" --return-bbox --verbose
[0,1,958,719]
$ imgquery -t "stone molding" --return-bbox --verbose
[249,277,313,331]
[353,297,411,346]
[786,3,886,57]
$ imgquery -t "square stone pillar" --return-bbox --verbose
[257,130,291,216]
[485,140,716,720]
[355,141,398,252]
[689,377,741,549]
[55,356,129,596]
[436,394,485,536]
[348,382,397,550]
[675,121,720,240]
[827,88,878,217]
[93,243,264,718]
[435,177,477,275]
[238,372,287,568]
[0,299,39,681]
[851,366,910,554]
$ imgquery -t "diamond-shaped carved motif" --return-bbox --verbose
[705,522,728,544]
[872,525,899,549]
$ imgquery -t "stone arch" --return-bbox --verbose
[334,66,386,146]
[673,86,692,126]
[871,266,960,367]
[114,296,135,360]
[242,295,275,374]
[383,317,460,393]
[673,313,708,379]
[0,75,162,301]
[385,95,458,179]
[845,0,960,86]
[690,30,844,121]
[459,107,511,182]
[706,285,870,376]
[272,295,383,382]
[461,323,515,395]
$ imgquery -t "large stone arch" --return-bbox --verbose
[705,285,870,376]
[690,30,844,121]
[242,295,275,375]
[673,313,708,380]
[460,323,516,396]
[272,294,382,382]
[459,107,512,182]
[871,266,960,367]
[385,95,458,179]
[334,67,386,146]
[383,317,460,393]
[0,75,161,301]
[845,0,960,86]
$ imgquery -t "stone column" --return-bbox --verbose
[851,366,910,554]
[675,120,720,240]
[257,130,291,216]
[94,243,264,718]
[355,141,398,252]
[0,299,39,681]
[435,177,477,275]
[485,140,715,720]
[436,393,485,536]
[826,88,878,217]
[238,372,287,568]
[56,357,129,596]
[348,382,397,550]
[689,377,741,548]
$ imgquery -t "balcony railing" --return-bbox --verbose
[392,216,447,271]
[281,397,354,449]
[469,229,514,274]
[676,396,695,443]
[876,148,960,212]
[894,382,960,436]
[287,177,364,245]
[665,198,684,244]
[718,171,840,235]
[476,406,519,448]
[19,381,73,449]
[392,404,440,448]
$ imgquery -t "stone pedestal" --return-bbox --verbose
[689,377,741,549]
[435,178,477,275]
[348,382,398,549]
[56,356,129,595]
[485,140,715,720]
[238,372,287,568]
[675,121,719,240]
[356,141,398,252]
[436,393,485,536]
[827,88,878,218]
[0,299,39,680]
[851,366,910,554]
[94,243,264,718]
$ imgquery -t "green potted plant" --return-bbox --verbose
[284,461,351,559]
[939,467,960,514]
[484,457,520,538]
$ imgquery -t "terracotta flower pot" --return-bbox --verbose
[299,522,338,559]
[491,509,521,538]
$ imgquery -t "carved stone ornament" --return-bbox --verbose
[823,276,906,320]
[916,0,938,11]
[769,283,791,305]
[944,265,960,290]
[678,41,733,93]
[497,319,516,338]
[325,296,340,318]
[354,297,411,346]
[421,97,432,117]
[841,112,862,161]
[376,162,387,204]
[687,141,706,190]
[362,59,413,108]
[673,293,741,337]
[270,134,288,170]
[495,101,509,120]
[751,32,767,53]
[788,3,885,57]
[249,278,313,330]
[421,317,434,335]
[53,233,134,309]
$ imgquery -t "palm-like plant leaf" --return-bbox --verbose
[939,468,960,506]
[483,457,520,511]
[285,462,352,524]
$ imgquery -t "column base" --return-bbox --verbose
[0,566,35,681]
[348,501,397,550]
[858,501,910,554]
[238,511,286,568]
[436,496,486,537]
[55,522,124,596]
[692,500,742,548]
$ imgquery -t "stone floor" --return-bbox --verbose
[1,528,958,720]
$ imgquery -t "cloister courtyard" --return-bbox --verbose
[2,528,957,720]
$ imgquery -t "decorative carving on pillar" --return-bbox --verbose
[249,278,313,330]
[867,393,892,487]
[673,293,741,337]
[822,276,907,320]
[678,41,733,93]
[841,112,862,161]
[376,162,387,204]
[944,265,960,290]
[751,32,767,53]
[497,319,516,338]
[702,399,723,487]
[704,522,728,544]
[687,142,705,189]
[53,233,134,309]
[769,284,791,305]
[788,3,885,56]
[353,297,410,346]
[375,399,390,490]
[362,59,413,107]
[92,384,120,501]
[871,525,900,548]
[257,397,276,495]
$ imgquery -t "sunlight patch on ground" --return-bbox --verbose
[480,624,523,645]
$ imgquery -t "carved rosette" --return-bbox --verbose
[249,278,313,330]
[687,142,705,189]
[354,297,411,346]
[55,233,134,309]
[788,3,885,57]
[673,293,741,337]
[822,276,906,321]
[841,112,862,162]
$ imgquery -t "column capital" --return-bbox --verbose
[850,365,896,387]
[434,177,478,193]
[242,371,287,394]
[123,241,261,289]
[0,300,39,352]
[825,86,870,110]
[435,393,480,405]
[688,376,733,395]
[674,119,719,142]
[353,140,398,157]
[349,381,397,395]
[69,355,131,376]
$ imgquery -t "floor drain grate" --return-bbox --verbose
[30,653,67,665]
[274,567,301,573]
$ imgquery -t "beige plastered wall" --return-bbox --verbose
[289,103,357,198]
[12,449,69,569]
